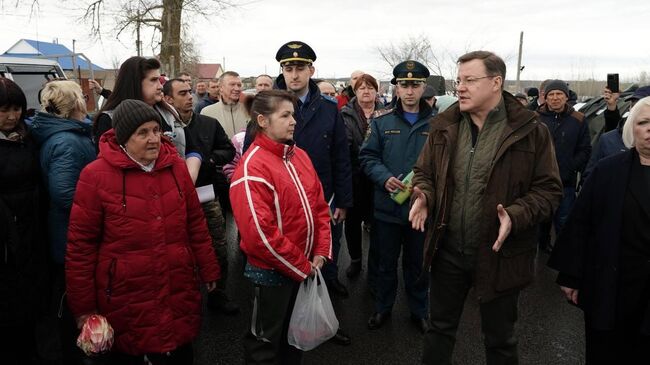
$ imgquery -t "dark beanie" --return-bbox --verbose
[112,99,162,145]
[544,80,569,97]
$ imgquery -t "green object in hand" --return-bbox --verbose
[390,170,414,205]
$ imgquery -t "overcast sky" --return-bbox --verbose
[1,0,649,82]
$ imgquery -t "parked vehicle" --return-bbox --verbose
[0,56,66,113]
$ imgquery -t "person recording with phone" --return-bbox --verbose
[584,85,650,181]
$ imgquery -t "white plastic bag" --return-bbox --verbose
[287,267,339,351]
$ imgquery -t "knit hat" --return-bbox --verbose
[526,87,539,97]
[112,99,161,145]
[544,80,569,97]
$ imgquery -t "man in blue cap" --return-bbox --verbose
[272,41,352,301]
[359,59,433,333]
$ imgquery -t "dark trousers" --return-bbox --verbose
[202,200,228,290]
[584,325,650,365]
[539,186,575,249]
[243,282,303,365]
[344,207,365,262]
[345,177,373,262]
[367,223,380,293]
[322,222,343,282]
[373,220,428,318]
[423,248,519,365]
[584,273,650,364]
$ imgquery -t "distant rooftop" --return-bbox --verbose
[196,63,223,80]
[2,39,104,71]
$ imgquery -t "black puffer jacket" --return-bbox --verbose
[184,113,236,191]
[0,128,48,327]
[340,97,384,180]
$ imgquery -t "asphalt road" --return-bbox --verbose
[194,217,585,365]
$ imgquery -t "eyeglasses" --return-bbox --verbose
[454,75,497,88]
[322,92,336,97]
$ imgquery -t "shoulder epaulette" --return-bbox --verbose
[372,108,394,119]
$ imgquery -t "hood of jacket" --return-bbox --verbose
[97,128,178,171]
[30,111,93,145]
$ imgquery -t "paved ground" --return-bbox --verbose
[194,217,585,365]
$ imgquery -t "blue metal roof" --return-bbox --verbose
[3,39,104,71]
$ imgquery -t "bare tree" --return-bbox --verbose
[376,34,445,77]
[80,0,238,74]
[376,34,480,81]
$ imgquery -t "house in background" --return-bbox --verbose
[3,39,116,112]
[195,63,224,81]
[3,39,105,73]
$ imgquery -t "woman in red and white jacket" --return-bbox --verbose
[230,90,332,363]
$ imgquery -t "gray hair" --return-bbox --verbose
[622,96,650,148]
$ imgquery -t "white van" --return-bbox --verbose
[0,56,66,112]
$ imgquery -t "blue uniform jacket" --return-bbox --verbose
[272,76,353,209]
[30,112,96,264]
[360,100,433,224]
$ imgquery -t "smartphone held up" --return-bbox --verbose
[607,73,619,93]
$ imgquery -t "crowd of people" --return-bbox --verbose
[1,40,649,365]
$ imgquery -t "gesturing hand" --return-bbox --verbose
[408,187,428,232]
[492,204,512,252]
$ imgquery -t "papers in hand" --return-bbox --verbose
[196,184,215,203]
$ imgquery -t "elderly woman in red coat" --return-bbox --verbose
[65,99,219,364]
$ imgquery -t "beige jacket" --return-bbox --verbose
[200,101,249,139]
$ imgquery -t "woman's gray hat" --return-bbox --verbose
[112,99,161,145]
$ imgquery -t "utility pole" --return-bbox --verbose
[136,15,142,56]
[72,39,78,81]
[515,31,524,92]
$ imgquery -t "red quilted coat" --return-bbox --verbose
[65,129,220,355]
[230,133,332,282]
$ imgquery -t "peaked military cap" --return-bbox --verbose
[276,41,317,65]
[391,60,429,85]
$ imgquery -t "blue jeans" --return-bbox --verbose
[373,219,428,318]
[322,221,343,282]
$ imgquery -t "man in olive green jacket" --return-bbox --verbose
[409,51,562,365]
